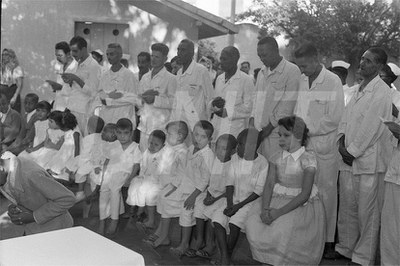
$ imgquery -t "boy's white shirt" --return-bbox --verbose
[208,157,231,198]
[226,153,269,203]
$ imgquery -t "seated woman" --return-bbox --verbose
[245,116,325,265]
[0,93,22,151]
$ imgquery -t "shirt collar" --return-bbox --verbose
[282,146,305,161]
[362,74,384,93]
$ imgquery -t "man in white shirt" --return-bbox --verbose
[249,37,301,160]
[293,43,344,257]
[138,43,177,151]
[61,36,101,134]
[95,43,139,125]
[170,39,213,130]
[210,46,254,140]
[329,60,355,106]
[336,47,393,265]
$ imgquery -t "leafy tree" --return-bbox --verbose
[237,0,400,66]
[197,39,218,62]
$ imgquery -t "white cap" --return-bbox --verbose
[388,62,400,76]
[332,60,350,69]
[122,54,131,60]
[93,49,103,56]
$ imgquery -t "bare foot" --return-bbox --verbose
[106,219,118,235]
[170,245,188,257]
[144,233,159,242]
[152,236,171,248]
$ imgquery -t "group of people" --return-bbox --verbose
[0,34,400,266]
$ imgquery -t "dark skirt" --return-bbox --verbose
[0,83,21,113]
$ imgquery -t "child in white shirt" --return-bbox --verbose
[169,120,214,257]
[127,130,166,229]
[143,120,189,248]
[98,118,141,236]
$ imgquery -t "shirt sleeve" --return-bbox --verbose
[80,64,101,97]
[347,90,392,158]
[229,76,255,120]
[253,161,269,196]
[194,151,213,192]
[153,74,177,110]
[30,170,76,225]
[270,66,301,127]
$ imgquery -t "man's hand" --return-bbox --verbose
[338,135,355,166]
[184,193,197,210]
[223,204,240,217]
[203,193,216,206]
[8,204,35,225]
[46,80,63,92]
[259,124,273,141]
[141,89,159,105]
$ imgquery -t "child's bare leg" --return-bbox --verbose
[143,206,156,228]
[106,190,121,235]
[191,218,206,250]
[214,222,229,265]
[227,223,241,261]
[197,220,216,256]
[98,219,106,235]
[171,226,192,255]
[152,217,172,247]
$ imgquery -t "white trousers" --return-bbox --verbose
[336,171,382,265]
[380,182,400,266]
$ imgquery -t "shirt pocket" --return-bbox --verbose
[308,99,328,119]
[188,84,200,97]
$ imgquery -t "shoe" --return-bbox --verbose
[324,250,349,260]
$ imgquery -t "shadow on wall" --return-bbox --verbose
[1,0,187,101]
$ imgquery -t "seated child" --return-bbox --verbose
[45,109,81,180]
[201,134,237,259]
[18,110,65,167]
[7,93,39,155]
[0,93,22,151]
[127,130,167,229]
[144,121,189,248]
[169,120,214,257]
[98,118,141,236]
[65,115,105,201]
[245,116,325,265]
[381,118,400,265]
[213,128,268,265]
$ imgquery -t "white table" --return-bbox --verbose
[0,226,145,266]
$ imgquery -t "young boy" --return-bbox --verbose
[7,93,39,154]
[169,120,214,257]
[65,115,105,201]
[213,128,268,265]
[144,120,189,247]
[0,93,22,151]
[98,118,141,236]
[200,134,238,259]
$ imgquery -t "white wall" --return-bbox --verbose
[1,0,195,101]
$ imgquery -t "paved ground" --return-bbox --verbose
[70,199,351,266]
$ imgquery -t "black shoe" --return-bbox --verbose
[324,250,348,260]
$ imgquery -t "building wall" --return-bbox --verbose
[1,0,196,101]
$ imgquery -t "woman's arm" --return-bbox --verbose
[261,163,277,211]
[10,76,23,106]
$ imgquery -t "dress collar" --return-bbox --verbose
[282,146,305,161]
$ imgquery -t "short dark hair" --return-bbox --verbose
[180,39,195,53]
[237,128,262,149]
[151,43,169,56]
[330,67,348,82]
[166,120,189,140]
[69,36,87,49]
[138,52,151,62]
[216,134,238,151]
[223,46,240,61]
[116,118,133,132]
[0,93,8,102]
[278,115,309,147]
[61,109,78,130]
[367,47,388,65]
[294,43,318,58]
[171,56,178,63]
[55,41,71,54]
[25,93,39,103]
[36,101,52,112]
[241,61,250,67]
[49,110,64,128]
[381,64,397,84]
[258,37,279,51]
[194,120,214,139]
[150,129,166,144]
[87,115,105,134]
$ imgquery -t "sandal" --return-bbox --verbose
[196,249,212,259]
[184,248,198,258]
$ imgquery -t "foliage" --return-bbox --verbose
[197,39,219,62]
[237,0,400,62]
